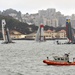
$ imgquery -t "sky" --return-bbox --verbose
[0,0,75,15]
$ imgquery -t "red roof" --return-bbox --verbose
[59,30,66,32]
[46,30,53,32]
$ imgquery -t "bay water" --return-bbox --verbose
[0,40,75,75]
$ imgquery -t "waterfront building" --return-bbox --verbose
[25,29,67,40]
[57,30,66,39]
[10,30,26,39]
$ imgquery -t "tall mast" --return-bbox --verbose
[40,24,44,41]
[40,25,41,41]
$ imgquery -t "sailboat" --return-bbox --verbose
[1,19,14,44]
[56,17,75,45]
[65,17,75,44]
[35,24,45,42]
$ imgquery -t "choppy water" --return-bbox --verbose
[0,40,75,75]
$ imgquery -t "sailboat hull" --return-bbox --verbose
[1,41,15,44]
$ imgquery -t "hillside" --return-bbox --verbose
[0,15,38,34]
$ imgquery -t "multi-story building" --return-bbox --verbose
[10,30,26,39]
[43,18,58,27]
[71,14,75,28]
[38,8,57,26]
[25,29,67,40]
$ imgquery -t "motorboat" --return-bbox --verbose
[43,53,75,66]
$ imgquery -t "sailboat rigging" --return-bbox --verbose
[65,17,75,44]
[35,24,45,42]
[1,19,14,44]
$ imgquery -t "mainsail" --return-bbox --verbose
[35,24,45,42]
[2,19,13,44]
[2,19,6,42]
[66,18,75,44]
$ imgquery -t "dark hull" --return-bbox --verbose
[1,41,15,44]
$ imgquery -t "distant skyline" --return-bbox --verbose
[0,0,75,15]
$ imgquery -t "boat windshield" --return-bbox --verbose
[53,55,69,62]
[73,58,75,62]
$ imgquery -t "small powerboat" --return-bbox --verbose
[43,53,75,66]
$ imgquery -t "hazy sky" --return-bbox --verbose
[0,0,75,15]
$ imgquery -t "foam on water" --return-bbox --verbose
[0,40,75,75]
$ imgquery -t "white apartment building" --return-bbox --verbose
[43,18,58,27]
[37,8,59,27]
[38,8,56,19]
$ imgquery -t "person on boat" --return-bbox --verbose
[56,40,59,44]
[47,57,49,60]
[73,58,75,62]
[64,53,70,62]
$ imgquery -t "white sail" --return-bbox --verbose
[35,24,45,42]
[35,26,40,41]
[6,28,12,42]
[1,19,13,44]
[40,25,44,41]
[2,19,6,42]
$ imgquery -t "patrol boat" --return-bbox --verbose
[43,53,75,66]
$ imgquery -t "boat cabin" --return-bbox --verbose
[53,54,69,62]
